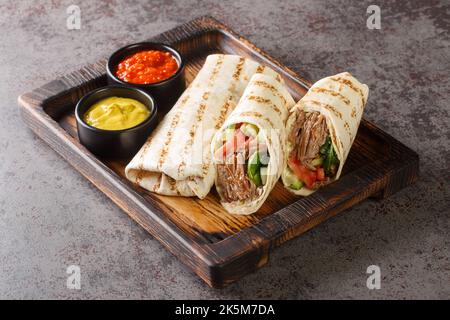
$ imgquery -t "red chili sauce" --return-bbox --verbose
[115,50,178,84]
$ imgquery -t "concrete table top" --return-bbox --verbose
[0,0,448,299]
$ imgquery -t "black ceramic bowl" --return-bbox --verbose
[106,42,185,112]
[75,86,158,158]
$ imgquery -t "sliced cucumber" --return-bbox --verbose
[260,166,268,185]
[311,157,323,167]
[255,130,269,165]
[240,123,259,137]
[257,130,266,144]
[289,180,304,190]
[247,152,262,186]
[259,149,270,166]
[284,168,303,190]
[221,127,235,142]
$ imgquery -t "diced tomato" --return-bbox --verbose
[234,130,246,150]
[316,167,326,181]
[215,139,233,160]
[288,156,317,189]
[215,130,246,160]
[243,136,254,155]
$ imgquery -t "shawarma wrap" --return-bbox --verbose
[211,73,295,215]
[282,72,369,196]
[125,54,282,198]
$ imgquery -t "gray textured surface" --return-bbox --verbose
[0,0,449,299]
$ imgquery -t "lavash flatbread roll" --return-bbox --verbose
[282,72,369,196]
[125,54,283,198]
[211,73,295,215]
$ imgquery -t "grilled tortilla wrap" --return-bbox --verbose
[125,54,282,198]
[282,72,369,196]
[212,73,295,215]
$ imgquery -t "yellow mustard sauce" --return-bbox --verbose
[83,97,150,130]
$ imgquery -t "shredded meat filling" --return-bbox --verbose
[216,153,259,202]
[288,110,328,170]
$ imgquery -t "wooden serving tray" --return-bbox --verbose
[18,16,419,288]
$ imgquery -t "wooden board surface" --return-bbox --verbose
[18,16,419,288]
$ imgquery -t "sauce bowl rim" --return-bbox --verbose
[106,41,185,88]
[75,85,158,134]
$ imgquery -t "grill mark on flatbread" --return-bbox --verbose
[232,57,245,81]
[166,175,181,195]
[176,58,227,177]
[180,59,244,178]
[157,112,182,169]
[252,80,288,106]
[330,76,366,105]
[179,93,191,105]
[215,59,244,130]
[202,163,210,176]
[305,100,343,119]
[167,175,175,190]
[351,107,357,118]
[182,104,207,164]
[324,105,343,120]
[133,170,156,189]
[152,174,162,192]
[344,121,352,140]
[247,95,282,117]
[137,93,191,182]
[238,111,275,128]
[310,87,351,105]
[203,59,249,173]
[255,64,282,83]
[198,104,207,121]
[177,161,186,176]
[208,55,225,87]
[179,85,212,176]
[328,124,341,156]
[256,65,265,74]
[155,94,193,170]
[214,98,233,130]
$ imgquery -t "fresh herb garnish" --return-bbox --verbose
[320,136,340,176]
[247,152,263,186]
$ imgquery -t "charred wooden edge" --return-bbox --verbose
[17,16,419,288]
